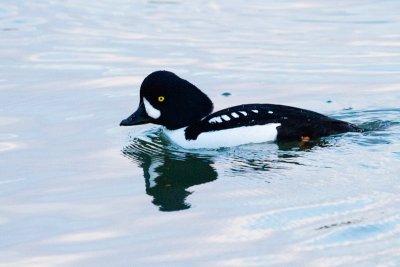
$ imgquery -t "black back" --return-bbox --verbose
[185,104,360,141]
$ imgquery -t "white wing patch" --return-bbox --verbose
[231,112,239,118]
[209,116,223,123]
[143,98,161,119]
[239,111,247,116]
[268,111,273,114]
[252,110,259,113]
[221,115,230,121]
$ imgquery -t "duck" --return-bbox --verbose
[120,71,361,149]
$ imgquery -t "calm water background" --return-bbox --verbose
[1,0,400,266]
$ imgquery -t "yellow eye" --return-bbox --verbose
[158,96,165,102]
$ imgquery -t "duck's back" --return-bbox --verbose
[185,104,360,142]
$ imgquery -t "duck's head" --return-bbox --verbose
[120,71,213,130]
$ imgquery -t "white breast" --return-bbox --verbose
[163,123,281,149]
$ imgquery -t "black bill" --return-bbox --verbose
[120,102,152,126]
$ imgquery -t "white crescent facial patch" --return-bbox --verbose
[143,98,161,119]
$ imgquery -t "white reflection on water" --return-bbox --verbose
[0,142,18,152]
[1,0,400,266]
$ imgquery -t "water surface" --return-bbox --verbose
[1,0,400,266]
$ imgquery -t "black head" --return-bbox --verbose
[120,71,214,130]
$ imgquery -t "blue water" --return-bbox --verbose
[1,1,400,266]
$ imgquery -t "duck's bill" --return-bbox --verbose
[120,103,152,126]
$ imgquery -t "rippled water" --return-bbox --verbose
[1,0,400,266]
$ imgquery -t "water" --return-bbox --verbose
[1,0,400,266]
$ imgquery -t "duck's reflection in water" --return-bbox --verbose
[122,136,217,212]
[122,130,328,212]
